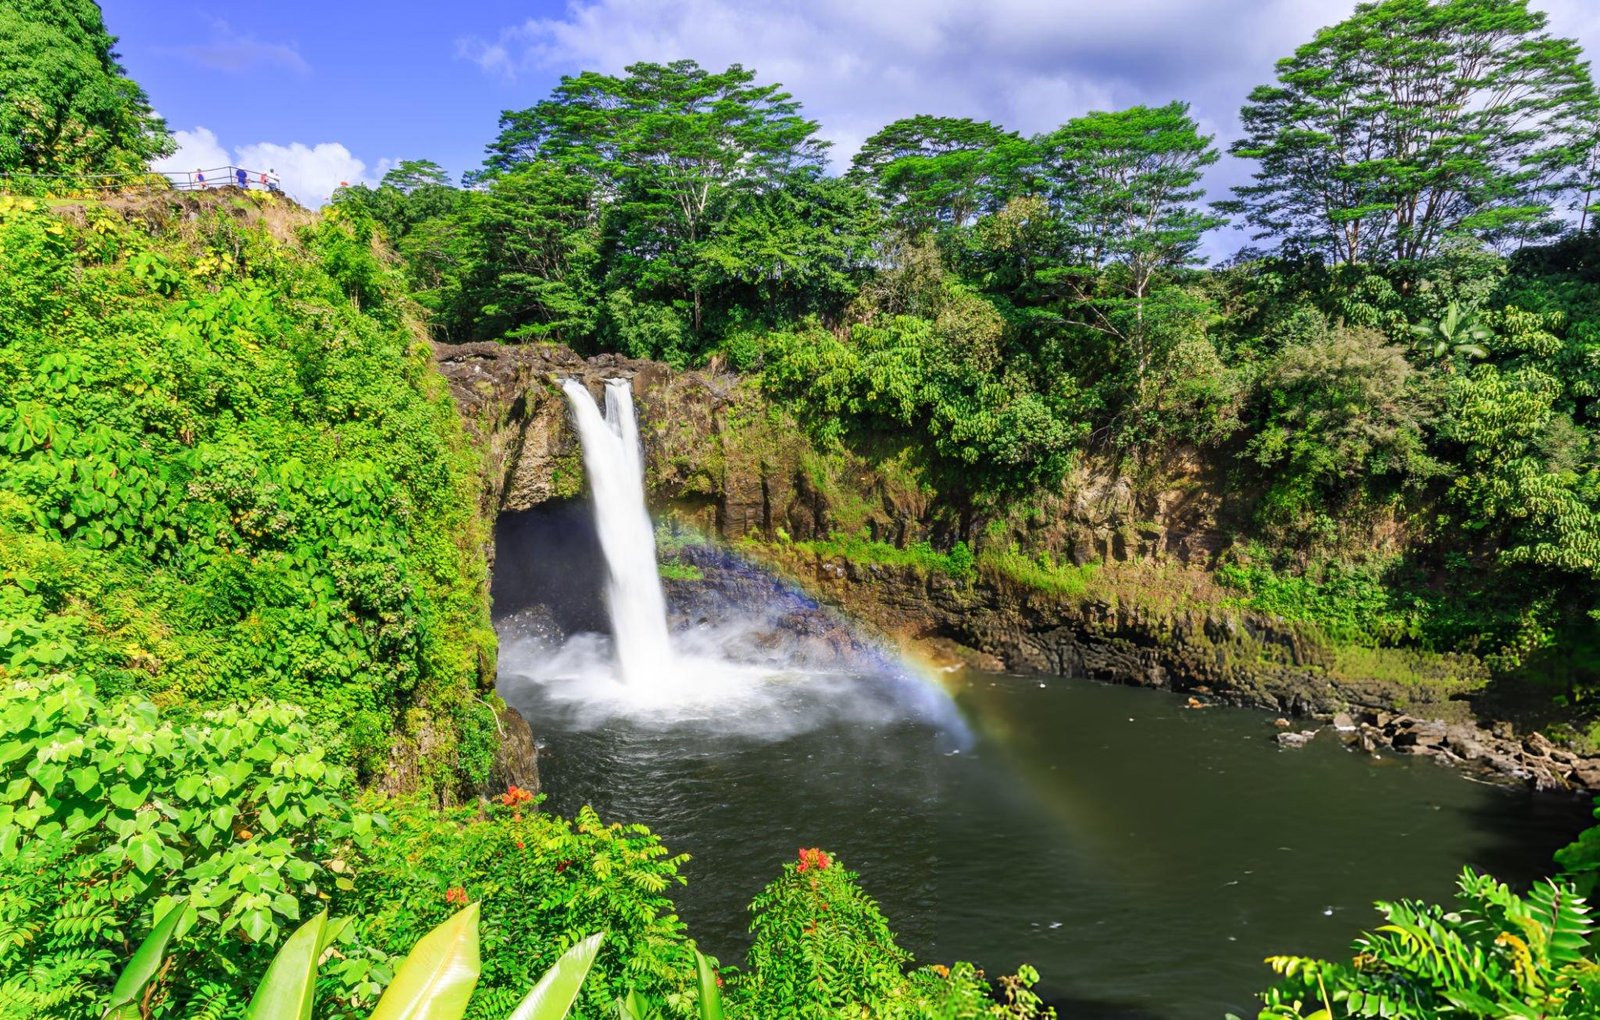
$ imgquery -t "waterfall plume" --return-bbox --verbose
[561,378,674,686]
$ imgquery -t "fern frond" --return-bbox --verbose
[1526,880,1594,970]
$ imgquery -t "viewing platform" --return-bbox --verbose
[0,165,282,196]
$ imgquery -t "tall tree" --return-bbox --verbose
[1033,102,1223,386]
[484,60,828,334]
[1038,102,1221,309]
[1224,0,1598,264]
[459,162,599,345]
[848,115,1032,233]
[0,0,173,176]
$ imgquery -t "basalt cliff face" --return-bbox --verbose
[438,340,1600,794]
[434,339,1236,559]
[436,340,849,542]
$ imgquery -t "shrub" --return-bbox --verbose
[0,672,375,1019]
[731,848,1053,1019]
[1245,868,1599,1020]
[0,193,493,790]
[334,798,699,1020]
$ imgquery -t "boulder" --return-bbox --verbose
[1571,763,1600,789]
[487,705,540,801]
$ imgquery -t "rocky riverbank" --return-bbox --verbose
[1276,712,1600,793]
[705,543,1600,796]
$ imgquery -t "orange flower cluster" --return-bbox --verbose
[444,886,468,905]
[502,784,535,821]
[501,785,535,807]
[796,847,832,873]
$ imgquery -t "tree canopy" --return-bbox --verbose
[0,0,172,175]
[848,115,1031,234]
[1224,0,1598,263]
[484,59,829,336]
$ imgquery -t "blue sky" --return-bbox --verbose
[105,1,571,204]
[104,0,1600,254]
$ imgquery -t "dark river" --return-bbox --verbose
[498,658,1587,1019]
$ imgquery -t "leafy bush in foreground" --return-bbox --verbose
[1245,868,1600,1019]
[733,848,1052,1019]
[0,671,376,1019]
[332,795,698,1020]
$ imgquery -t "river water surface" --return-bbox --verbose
[499,654,1587,1019]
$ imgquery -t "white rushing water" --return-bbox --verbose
[561,378,675,686]
[513,376,966,741]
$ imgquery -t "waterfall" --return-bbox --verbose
[561,378,675,685]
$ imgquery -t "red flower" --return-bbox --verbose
[516,840,526,850]
[501,785,536,821]
[796,847,832,873]
[444,886,468,905]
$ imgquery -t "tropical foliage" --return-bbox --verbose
[1244,869,1600,1019]
[16,3,1600,1020]
[0,0,173,176]
[0,191,496,788]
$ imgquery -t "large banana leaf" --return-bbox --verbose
[244,910,328,1020]
[693,951,723,1020]
[103,900,191,1020]
[368,902,482,1020]
[503,932,604,1020]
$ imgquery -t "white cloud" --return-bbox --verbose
[152,126,230,176]
[235,141,368,206]
[152,127,372,207]
[457,0,1359,166]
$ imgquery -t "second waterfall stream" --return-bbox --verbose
[560,378,675,686]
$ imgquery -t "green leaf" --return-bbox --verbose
[244,910,326,1020]
[68,765,100,794]
[240,908,273,943]
[103,900,189,1020]
[107,782,148,811]
[368,902,481,1020]
[503,932,603,1020]
[693,950,723,1020]
[615,991,656,1020]
[127,833,163,873]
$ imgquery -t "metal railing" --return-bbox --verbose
[162,165,282,192]
[0,166,283,196]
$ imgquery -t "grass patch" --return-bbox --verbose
[796,534,974,578]
[980,548,1098,598]
[658,561,705,581]
[1215,557,1419,647]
